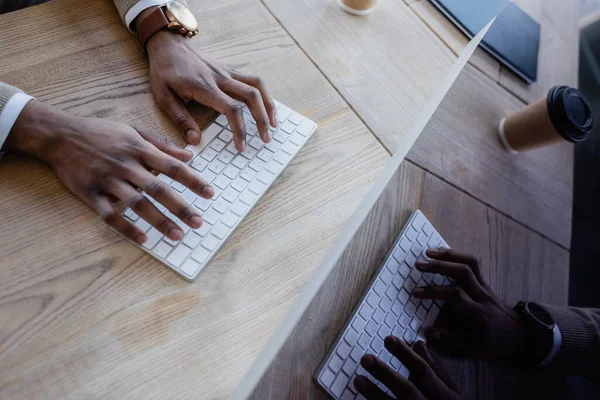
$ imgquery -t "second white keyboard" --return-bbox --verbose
[315,210,450,399]
[121,101,317,281]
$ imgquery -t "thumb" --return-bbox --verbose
[155,87,202,145]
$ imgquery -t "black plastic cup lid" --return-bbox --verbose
[547,86,593,143]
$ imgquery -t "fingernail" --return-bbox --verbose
[416,260,428,270]
[354,376,367,390]
[135,234,147,244]
[186,130,200,144]
[360,355,375,368]
[427,249,439,256]
[169,228,184,241]
[190,215,203,229]
[412,287,425,295]
[202,185,215,198]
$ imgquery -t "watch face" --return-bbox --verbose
[526,302,554,327]
[167,1,198,31]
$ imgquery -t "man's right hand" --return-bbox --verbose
[412,248,531,365]
[6,101,213,244]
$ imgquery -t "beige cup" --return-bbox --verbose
[499,86,593,153]
[338,0,378,15]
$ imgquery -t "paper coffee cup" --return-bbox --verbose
[338,0,378,15]
[499,86,593,153]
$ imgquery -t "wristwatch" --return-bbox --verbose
[514,301,562,366]
[136,1,199,51]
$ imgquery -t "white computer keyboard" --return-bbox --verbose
[121,101,317,281]
[315,210,450,399]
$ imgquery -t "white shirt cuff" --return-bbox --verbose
[0,92,35,154]
[124,0,168,32]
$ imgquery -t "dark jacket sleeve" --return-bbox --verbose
[540,304,600,379]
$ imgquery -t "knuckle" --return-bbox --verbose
[458,265,473,280]
[146,180,167,197]
[249,75,264,87]
[244,87,260,101]
[178,204,194,221]
[226,101,244,116]
[128,194,147,211]
[259,117,270,128]
[165,159,183,176]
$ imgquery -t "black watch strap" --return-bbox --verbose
[514,302,556,365]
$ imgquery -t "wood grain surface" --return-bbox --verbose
[0,0,389,398]
[408,63,574,248]
[248,159,569,399]
[261,0,576,247]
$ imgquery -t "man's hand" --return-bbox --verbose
[412,248,530,364]
[145,29,278,151]
[7,101,213,244]
[355,338,460,400]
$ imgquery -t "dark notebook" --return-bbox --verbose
[430,0,541,83]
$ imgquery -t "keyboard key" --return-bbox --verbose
[265,160,282,174]
[209,160,226,174]
[417,231,429,246]
[399,365,410,379]
[157,173,173,185]
[405,302,417,316]
[194,222,211,237]
[392,273,405,289]
[265,141,281,153]
[166,244,192,267]
[329,354,344,373]
[345,328,359,346]
[289,133,304,145]
[240,146,257,159]
[240,191,257,206]
[297,120,316,136]
[416,305,427,321]
[343,358,358,375]
[404,277,416,293]
[384,312,397,328]
[201,234,220,251]
[399,263,411,278]
[390,356,401,371]
[406,227,418,241]
[194,197,212,212]
[320,368,336,388]
[143,228,162,249]
[281,141,298,155]
[371,337,384,353]
[399,313,411,328]
[219,129,233,142]
[289,112,303,125]
[398,289,410,305]
[274,152,290,165]
[378,324,391,340]
[183,232,202,248]
[257,148,274,162]
[232,155,249,169]
[217,150,234,164]
[386,285,399,301]
[399,237,411,251]
[230,201,248,217]
[350,345,364,362]
[379,348,392,364]
[391,299,404,316]
[211,223,230,240]
[215,114,228,126]
[423,304,440,328]
[365,320,378,337]
[410,316,422,332]
[191,247,211,263]
[201,148,218,162]
[337,341,352,358]
[273,130,288,143]
[154,242,173,258]
[212,198,230,214]
[180,259,201,277]
[380,267,393,283]
[392,324,405,339]
[404,329,416,344]
[281,120,296,133]
[409,267,422,282]
[433,274,445,286]
[379,295,392,311]
[240,168,257,182]
[393,247,407,262]
[222,187,240,203]
[366,293,381,308]
[248,181,266,195]
[210,138,226,152]
[181,189,198,205]
[373,280,387,296]
[203,208,221,225]
[248,158,265,171]
[221,212,238,228]
[372,308,385,324]
[135,218,151,232]
[358,333,370,350]
[359,304,374,320]
[248,136,265,150]
[192,157,209,172]
[352,315,367,332]
[171,181,186,193]
[331,373,349,397]
[199,170,217,184]
[256,170,273,185]
[226,142,238,154]
[277,106,291,123]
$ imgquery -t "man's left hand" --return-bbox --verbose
[145,30,278,151]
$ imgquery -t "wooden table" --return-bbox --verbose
[0,0,577,399]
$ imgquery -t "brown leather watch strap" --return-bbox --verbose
[136,7,169,51]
